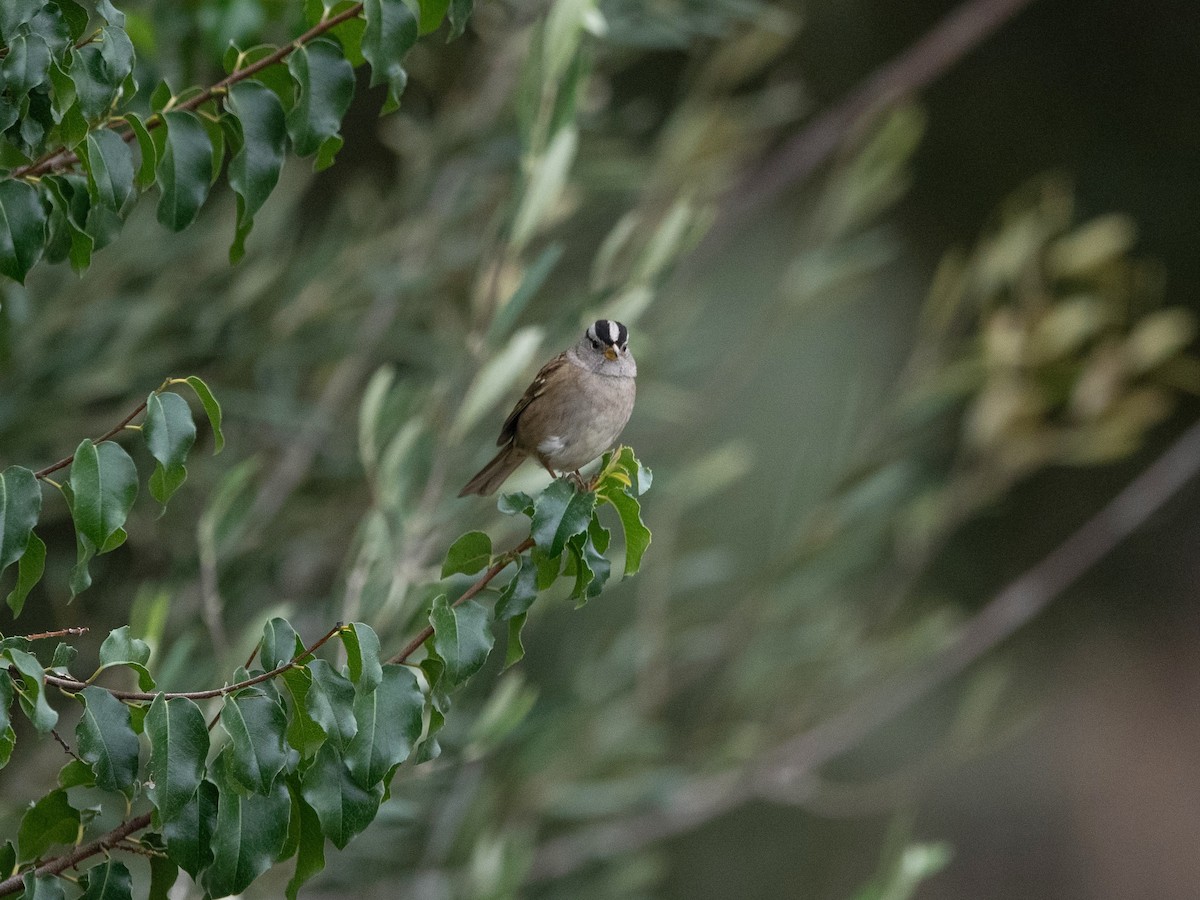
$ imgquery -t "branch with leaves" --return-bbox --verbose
[0,373,653,898]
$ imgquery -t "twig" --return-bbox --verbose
[387,537,535,665]
[44,623,344,703]
[50,728,83,763]
[0,813,151,897]
[9,4,365,181]
[17,627,89,642]
[528,416,1200,882]
[33,400,151,480]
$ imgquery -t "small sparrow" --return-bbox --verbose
[459,320,637,496]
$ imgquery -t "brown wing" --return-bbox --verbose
[497,352,568,446]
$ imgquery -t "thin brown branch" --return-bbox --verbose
[18,627,89,641]
[50,728,83,763]
[528,417,1200,882]
[0,812,151,897]
[45,623,344,703]
[33,399,151,480]
[9,3,365,181]
[388,537,536,665]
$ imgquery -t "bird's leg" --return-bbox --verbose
[567,469,587,490]
[537,456,560,482]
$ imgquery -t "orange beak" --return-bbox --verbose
[604,346,618,361]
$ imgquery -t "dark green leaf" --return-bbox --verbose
[600,488,651,575]
[504,612,528,669]
[162,779,217,878]
[280,666,325,757]
[6,647,57,732]
[0,465,41,574]
[419,0,450,34]
[21,873,66,900]
[123,112,157,188]
[442,530,492,577]
[305,659,356,749]
[82,128,135,213]
[261,616,301,670]
[184,375,224,453]
[17,789,78,862]
[75,685,139,796]
[148,462,187,509]
[202,754,290,898]
[0,179,47,284]
[156,110,212,231]
[287,38,354,164]
[220,687,289,794]
[225,80,286,262]
[532,478,595,559]
[145,695,208,823]
[97,25,134,84]
[144,391,197,472]
[28,4,71,53]
[497,490,535,517]
[0,673,12,735]
[50,0,89,41]
[96,625,154,690]
[0,1,42,41]
[95,0,125,27]
[448,0,473,40]
[2,32,52,98]
[41,174,93,272]
[58,757,95,788]
[69,45,120,119]
[341,622,382,694]
[300,741,384,849]
[494,554,537,620]
[79,859,132,900]
[430,594,494,688]
[147,855,178,900]
[362,0,417,113]
[345,665,423,788]
[286,793,326,900]
[68,439,138,551]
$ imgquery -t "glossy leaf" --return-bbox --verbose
[17,789,78,863]
[21,874,66,900]
[184,375,225,453]
[261,616,302,670]
[430,594,494,688]
[203,754,290,898]
[69,44,120,120]
[341,622,382,694]
[144,390,197,470]
[220,688,289,794]
[362,0,417,113]
[226,80,286,262]
[280,666,326,757]
[96,626,154,690]
[0,465,41,574]
[345,664,423,788]
[0,1,42,42]
[148,461,187,509]
[162,779,217,878]
[287,38,354,166]
[286,793,326,900]
[75,685,139,796]
[305,659,357,749]
[123,112,157,188]
[2,32,52,99]
[68,439,138,551]
[442,530,492,577]
[419,0,450,33]
[532,478,596,559]
[494,554,537,620]
[79,860,132,900]
[156,110,213,231]
[6,647,57,732]
[81,127,135,213]
[503,613,529,669]
[301,741,384,849]
[147,855,178,900]
[0,179,47,284]
[145,695,209,823]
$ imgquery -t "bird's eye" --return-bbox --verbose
[590,338,602,350]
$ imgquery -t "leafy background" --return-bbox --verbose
[2,0,1200,897]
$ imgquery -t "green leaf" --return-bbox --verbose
[497,491,535,517]
[225,80,286,262]
[41,174,94,272]
[447,0,473,39]
[69,45,120,120]
[0,1,42,42]
[144,390,197,472]
[75,685,139,796]
[17,789,79,862]
[419,0,450,34]
[203,754,290,898]
[345,664,423,788]
[148,856,178,900]
[162,779,217,878]
[601,488,650,575]
[341,622,382,694]
[58,757,95,788]
[184,375,224,453]
[305,659,356,749]
[261,616,301,670]
[362,0,417,113]
[0,673,12,736]
[21,873,66,900]
[494,555,537,620]
[2,32,52,99]
[430,594,494,688]
[0,179,47,284]
[51,0,89,41]
[566,518,610,605]
[442,530,492,577]
[123,112,158,188]
[6,647,57,732]
[95,0,125,27]
[280,667,325,757]
[0,465,41,574]
[145,695,209,824]
[286,793,326,900]
[287,38,354,165]
[96,625,154,690]
[532,478,596,559]
[300,741,384,849]
[81,128,135,213]
[68,439,138,552]
[220,687,289,794]
[156,110,213,231]
[148,461,187,509]
[504,612,528,669]
[97,25,134,84]
[79,859,132,900]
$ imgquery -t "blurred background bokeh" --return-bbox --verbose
[2,0,1199,896]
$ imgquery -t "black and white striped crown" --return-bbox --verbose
[587,319,628,349]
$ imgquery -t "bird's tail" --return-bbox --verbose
[458,445,526,497]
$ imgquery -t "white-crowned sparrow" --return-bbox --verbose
[459,320,637,496]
